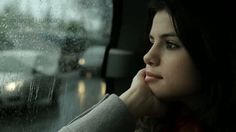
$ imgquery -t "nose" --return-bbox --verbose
[143,44,161,66]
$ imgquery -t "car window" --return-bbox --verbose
[0,0,112,131]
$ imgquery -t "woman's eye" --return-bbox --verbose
[166,41,180,49]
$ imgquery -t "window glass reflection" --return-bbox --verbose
[0,0,112,131]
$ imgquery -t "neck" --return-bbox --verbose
[167,94,206,119]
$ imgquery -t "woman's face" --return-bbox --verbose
[144,10,200,100]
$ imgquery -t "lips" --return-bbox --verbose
[145,71,163,82]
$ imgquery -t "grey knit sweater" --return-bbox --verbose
[58,94,136,132]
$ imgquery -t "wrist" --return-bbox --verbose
[119,89,146,118]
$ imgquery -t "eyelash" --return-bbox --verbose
[165,41,180,49]
[149,40,180,49]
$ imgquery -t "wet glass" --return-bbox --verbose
[0,0,112,131]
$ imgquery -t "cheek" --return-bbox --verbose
[150,53,199,99]
[165,69,198,98]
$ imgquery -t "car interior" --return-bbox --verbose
[0,0,235,131]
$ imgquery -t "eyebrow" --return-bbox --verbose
[149,32,177,40]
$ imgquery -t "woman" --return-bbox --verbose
[59,0,235,131]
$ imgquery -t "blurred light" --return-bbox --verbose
[5,82,16,92]
[78,80,86,95]
[4,81,24,92]
[78,80,86,106]
[78,58,86,65]
[100,81,106,96]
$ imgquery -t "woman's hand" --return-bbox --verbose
[119,69,166,119]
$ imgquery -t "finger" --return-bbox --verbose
[136,68,146,79]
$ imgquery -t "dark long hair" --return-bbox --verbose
[138,0,235,131]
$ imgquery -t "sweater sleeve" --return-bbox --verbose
[58,94,136,132]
